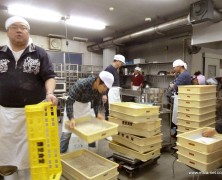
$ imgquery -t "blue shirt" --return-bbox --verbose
[105,64,119,86]
[174,70,192,93]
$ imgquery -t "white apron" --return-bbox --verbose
[0,106,29,170]
[108,87,121,103]
[172,94,178,125]
[132,86,140,91]
[62,101,92,133]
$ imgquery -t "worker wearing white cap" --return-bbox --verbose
[131,67,144,90]
[0,16,57,180]
[102,54,125,120]
[170,59,191,137]
[60,71,114,153]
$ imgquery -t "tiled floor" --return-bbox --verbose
[59,114,222,180]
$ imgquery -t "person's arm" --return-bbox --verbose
[202,121,222,137]
[65,83,83,129]
[45,78,57,105]
[131,76,134,88]
[93,95,104,119]
[215,121,222,134]
[173,74,189,92]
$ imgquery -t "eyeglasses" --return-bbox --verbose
[8,25,29,31]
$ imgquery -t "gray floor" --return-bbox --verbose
[59,113,222,180]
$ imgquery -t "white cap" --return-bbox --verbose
[173,59,187,70]
[114,54,125,64]
[135,67,141,72]
[99,71,114,89]
[5,16,30,30]
[206,78,218,85]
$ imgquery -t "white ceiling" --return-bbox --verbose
[0,0,222,43]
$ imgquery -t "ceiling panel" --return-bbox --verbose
[0,0,221,43]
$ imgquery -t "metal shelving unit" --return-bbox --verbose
[53,63,65,78]
[78,65,103,78]
[65,64,78,91]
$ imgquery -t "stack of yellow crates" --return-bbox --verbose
[177,85,217,135]
[108,102,162,162]
[177,127,222,172]
[25,102,62,180]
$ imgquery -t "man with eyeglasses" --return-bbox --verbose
[0,16,57,180]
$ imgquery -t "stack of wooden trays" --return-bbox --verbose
[177,127,222,172]
[177,85,217,135]
[108,102,162,162]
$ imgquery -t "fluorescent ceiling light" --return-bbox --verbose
[66,16,106,30]
[8,4,61,22]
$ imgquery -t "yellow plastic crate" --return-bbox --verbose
[110,110,159,123]
[177,153,222,172]
[118,126,161,138]
[177,143,222,163]
[177,111,215,122]
[178,117,215,128]
[178,85,216,94]
[178,106,216,114]
[109,116,161,130]
[61,149,118,180]
[177,127,222,153]
[65,115,118,143]
[116,132,162,146]
[112,135,162,153]
[25,102,62,180]
[110,102,159,116]
[109,141,160,162]
[178,93,216,100]
[178,98,216,108]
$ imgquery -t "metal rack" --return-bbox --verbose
[78,65,103,78]
[53,63,64,78]
[65,64,78,91]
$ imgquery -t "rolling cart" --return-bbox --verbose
[108,153,160,178]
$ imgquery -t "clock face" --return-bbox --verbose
[50,38,61,49]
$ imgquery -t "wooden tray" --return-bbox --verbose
[178,93,216,101]
[177,123,215,133]
[177,111,215,122]
[113,135,162,153]
[177,143,222,163]
[110,102,159,116]
[178,98,216,108]
[61,149,118,180]
[109,116,161,130]
[177,127,222,153]
[177,153,222,172]
[110,110,159,123]
[177,118,215,128]
[178,85,216,94]
[178,106,216,114]
[109,141,160,162]
[65,115,118,143]
[116,132,162,146]
[118,126,161,138]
